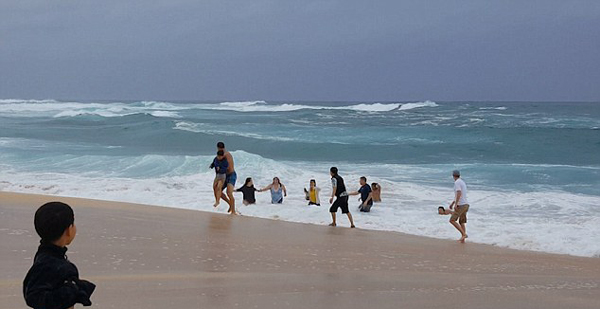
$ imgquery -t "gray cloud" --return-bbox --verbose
[1,1,599,101]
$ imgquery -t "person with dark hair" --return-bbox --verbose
[448,170,470,243]
[371,182,382,202]
[304,179,321,206]
[23,202,96,309]
[215,142,237,214]
[348,176,373,212]
[210,150,228,207]
[259,177,287,204]
[236,177,258,205]
[329,167,355,228]
[438,206,453,215]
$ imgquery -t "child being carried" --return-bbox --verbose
[211,150,229,207]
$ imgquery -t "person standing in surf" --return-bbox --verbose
[304,179,321,206]
[371,183,382,202]
[215,142,237,214]
[329,167,355,228]
[236,177,258,206]
[348,176,373,212]
[259,177,287,204]
[448,170,469,243]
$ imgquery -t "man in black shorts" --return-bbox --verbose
[329,167,355,228]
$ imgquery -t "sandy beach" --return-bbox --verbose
[1,191,599,309]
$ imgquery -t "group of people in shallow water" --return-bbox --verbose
[210,142,470,242]
[209,142,383,213]
[231,176,287,205]
[232,176,382,209]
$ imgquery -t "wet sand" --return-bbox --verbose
[1,191,599,309]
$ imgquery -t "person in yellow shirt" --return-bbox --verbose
[304,179,321,206]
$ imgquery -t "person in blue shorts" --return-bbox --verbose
[215,142,237,214]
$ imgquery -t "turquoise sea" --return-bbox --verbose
[1,99,599,257]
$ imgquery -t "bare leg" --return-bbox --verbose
[220,192,231,207]
[226,184,236,214]
[212,178,219,206]
[329,212,337,226]
[460,223,468,243]
[347,212,355,228]
[450,220,467,242]
[214,180,224,207]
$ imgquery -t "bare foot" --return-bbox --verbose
[329,223,336,227]
[213,202,219,207]
[350,225,356,228]
[459,234,468,243]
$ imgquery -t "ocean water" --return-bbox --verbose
[1,99,599,257]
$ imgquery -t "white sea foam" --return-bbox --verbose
[173,122,300,142]
[480,106,507,110]
[399,100,438,110]
[140,101,188,110]
[210,103,313,112]
[346,103,401,112]
[0,99,438,117]
[1,150,599,258]
[219,100,267,107]
[53,109,130,118]
[207,101,431,113]
[0,99,60,104]
[149,111,181,118]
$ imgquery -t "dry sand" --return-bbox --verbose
[1,191,599,309]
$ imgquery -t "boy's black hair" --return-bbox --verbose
[34,202,74,243]
[310,179,316,184]
[217,142,225,149]
[217,150,224,156]
[360,176,367,182]
[330,167,338,174]
[438,206,445,211]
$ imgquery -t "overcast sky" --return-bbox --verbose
[1,1,599,102]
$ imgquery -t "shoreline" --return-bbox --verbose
[1,190,597,260]
[2,191,600,308]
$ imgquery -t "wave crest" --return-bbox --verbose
[398,100,438,111]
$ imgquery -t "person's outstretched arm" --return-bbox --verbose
[258,184,272,192]
[347,190,359,196]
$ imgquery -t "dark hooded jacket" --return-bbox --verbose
[23,243,95,309]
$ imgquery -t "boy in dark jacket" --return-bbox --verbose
[23,202,96,309]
